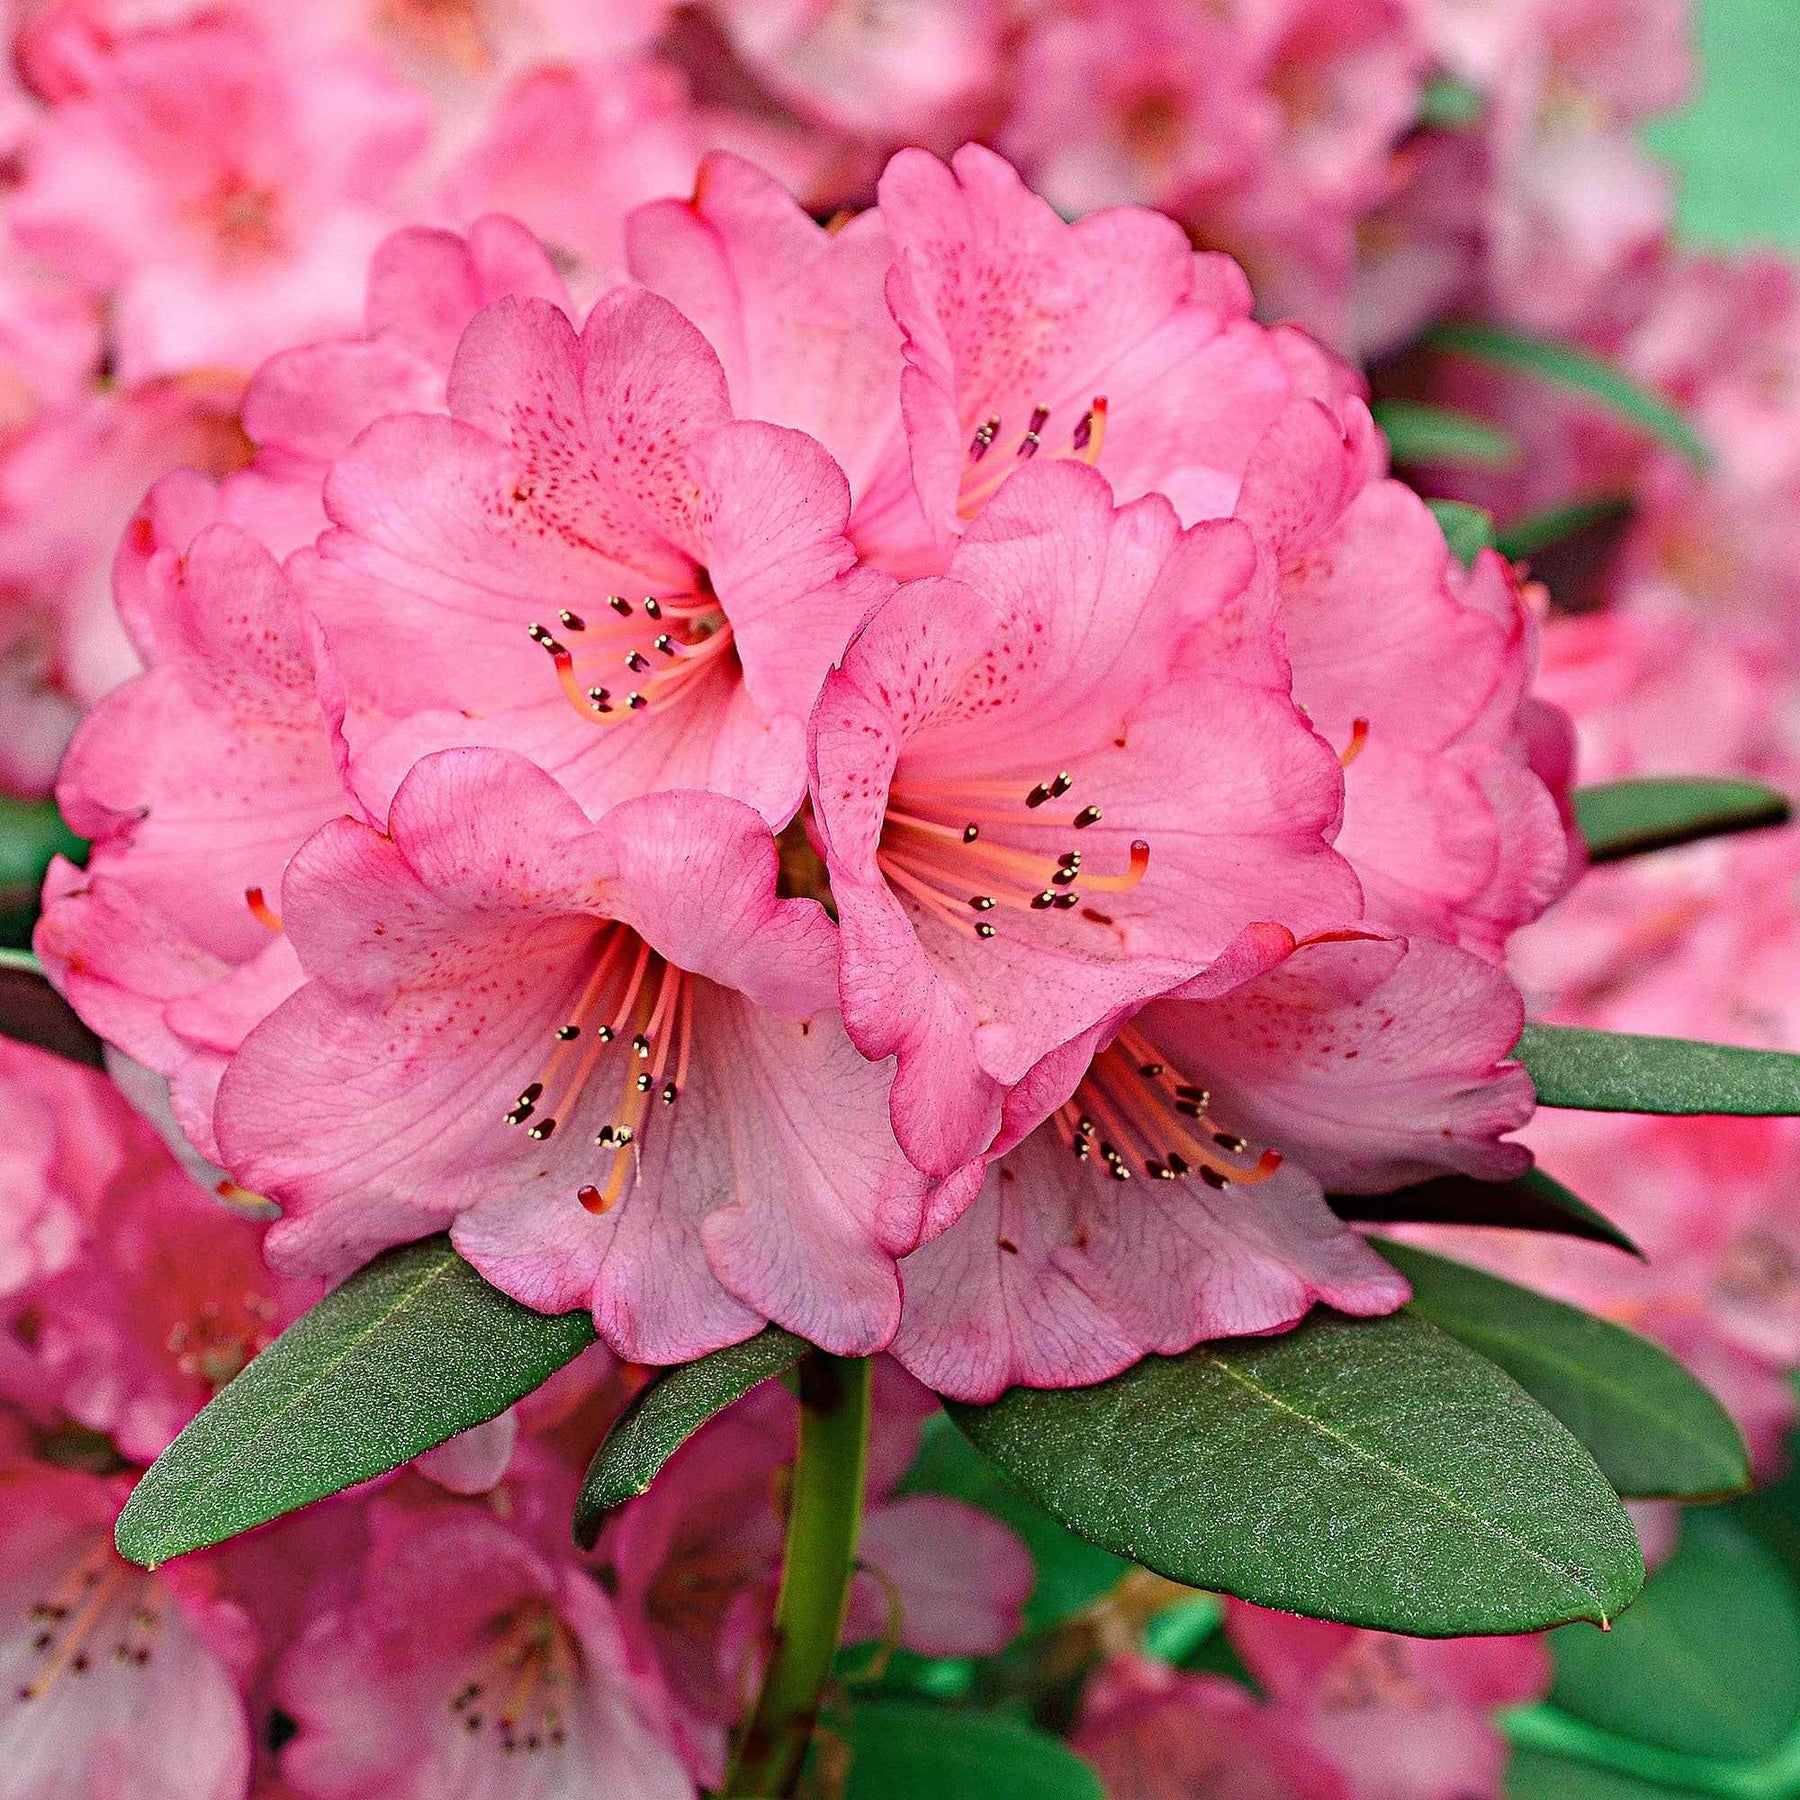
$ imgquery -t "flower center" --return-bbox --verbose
[448,1600,576,1756]
[17,1538,161,1700]
[526,582,735,726]
[500,925,694,1217]
[1053,1026,1282,1189]
[877,765,1147,943]
[201,174,284,260]
[165,1290,281,1389]
[957,397,1108,519]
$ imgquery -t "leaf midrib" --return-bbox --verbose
[128,1248,493,1553]
[1197,1349,1614,1618]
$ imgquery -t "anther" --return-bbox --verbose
[1052,892,1080,909]
[1073,805,1102,828]
[1031,890,1058,909]
[587,688,611,710]
[1167,1153,1190,1176]
[661,1082,678,1105]
[1176,1099,1203,1118]
[653,635,675,655]
[555,1025,580,1041]
[1147,1161,1172,1180]
[1201,1168,1230,1190]
[1051,866,1079,886]
[608,595,632,616]
[626,651,649,673]
[595,1026,615,1043]
[635,1072,653,1092]
[1213,1132,1247,1152]
[526,623,568,657]
[631,1034,651,1059]
[627,693,647,710]
[526,1117,557,1140]
[1176,1084,1208,1103]
[962,823,979,842]
[969,416,1000,460]
[1049,771,1073,797]
[1139,1062,1165,1077]
[970,896,997,912]
[1019,404,1050,457]
[976,922,997,938]
[643,597,662,620]
[557,610,585,632]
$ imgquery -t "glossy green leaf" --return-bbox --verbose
[1426,498,1497,567]
[1374,399,1522,468]
[1376,1240,1748,1500]
[1429,323,1712,469]
[0,948,103,1068]
[944,1311,1643,1636]
[573,1325,807,1546]
[1575,777,1792,863]
[116,1236,595,1567]
[1518,1022,1800,1116]
[838,1701,1101,1800]
[900,1409,1131,1633]
[1494,495,1634,562]
[1551,1511,1800,1762]
[1506,1748,1710,1800]
[1331,1167,1639,1255]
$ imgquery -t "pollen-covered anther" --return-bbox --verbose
[557,610,585,631]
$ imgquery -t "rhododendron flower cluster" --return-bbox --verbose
[0,0,1797,1796]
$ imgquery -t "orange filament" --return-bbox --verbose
[18,1544,159,1698]
[1339,718,1370,768]
[1060,1026,1284,1190]
[878,762,1147,942]
[501,924,695,1219]
[528,595,734,729]
[957,396,1110,519]
[245,886,283,933]
[450,1602,575,1756]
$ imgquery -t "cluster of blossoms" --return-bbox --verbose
[0,0,1792,1796]
[0,0,1697,794]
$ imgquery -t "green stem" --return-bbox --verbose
[722,1351,873,1798]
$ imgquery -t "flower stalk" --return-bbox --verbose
[721,1351,874,1798]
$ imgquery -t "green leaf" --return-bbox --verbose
[1429,322,1712,470]
[1375,1240,1748,1500]
[944,1310,1643,1636]
[573,1325,807,1545]
[1506,1748,1710,1800]
[1550,1510,1800,1762]
[1575,777,1792,863]
[900,1409,1131,1634]
[1419,73,1485,130]
[115,1236,595,1567]
[1493,495,1634,562]
[1519,1022,1800,1116]
[1426,498,1497,567]
[0,948,103,1069]
[1331,1167,1639,1256]
[1373,399,1522,469]
[837,1700,1101,1800]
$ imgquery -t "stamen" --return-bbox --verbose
[1080,840,1151,892]
[245,886,283,933]
[1339,718,1370,768]
[1018,404,1051,458]
[969,416,1000,461]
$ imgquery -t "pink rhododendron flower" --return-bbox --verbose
[295,284,886,828]
[215,749,932,1362]
[870,142,1363,574]
[1225,1601,1552,1800]
[0,376,252,793]
[890,928,1527,1399]
[276,1488,691,1799]
[0,1036,149,1299]
[8,15,431,382]
[701,0,1005,146]
[24,1144,312,1463]
[1259,430,1581,957]
[602,1367,1030,1781]
[809,459,1363,1175]
[0,1458,255,1800]
[36,491,351,1160]
[1073,1651,1351,1800]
